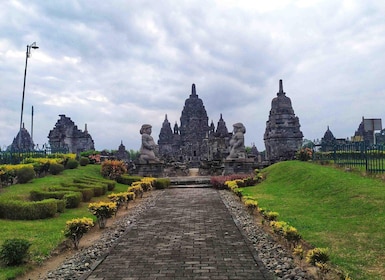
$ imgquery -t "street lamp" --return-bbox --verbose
[18,42,39,149]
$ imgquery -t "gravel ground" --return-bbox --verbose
[41,189,315,280]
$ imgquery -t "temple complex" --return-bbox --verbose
[48,115,95,154]
[158,84,232,167]
[264,80,303,163]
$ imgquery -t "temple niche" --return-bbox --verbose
[264,80,303,163]
[48,115,95,154]
[158,84,232,167]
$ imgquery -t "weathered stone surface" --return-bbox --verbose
[115,141,129,161]
[138,124,160,163]
[264,80,303,163]
[48,115,94,154]
[8,124,34,151]
[158,84,231,167]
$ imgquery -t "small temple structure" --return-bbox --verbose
[8,124,34,151]
[264,80,303,163]
[48,115,95,154]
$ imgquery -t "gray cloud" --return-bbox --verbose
[1,0,385,151]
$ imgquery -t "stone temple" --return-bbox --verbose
[8,124,34,151]
[48,115,95,154]
[158,84,232,167]
[264,80,303,163]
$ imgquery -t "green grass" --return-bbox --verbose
[0,164,130,280]
[241,161,385,280]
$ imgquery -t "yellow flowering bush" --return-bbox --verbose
[128,185,144,198]
[244,199,258,213]
[88,201,117,228]
[64,217,94,249]
[108,191,135,210]
[270,220,301,244]
[306,247,330,266]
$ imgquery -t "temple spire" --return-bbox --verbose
[191,84,197,97]
[278,79,285,96]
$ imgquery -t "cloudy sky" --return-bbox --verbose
[1,0,384,152]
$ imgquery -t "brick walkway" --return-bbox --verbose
[85,188,272,280]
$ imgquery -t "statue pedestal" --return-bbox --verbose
[223,158,255,175]
[134,162,164,178]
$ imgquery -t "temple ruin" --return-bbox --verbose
[48,114,95,154]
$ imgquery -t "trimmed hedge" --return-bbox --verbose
[75,177,116,191]
[49,163,64,175]
[153,178,171,189]
[117,174,142,185]
[0,199,57,220]
[49,185,94,202]
[29,189,81,209]
[65,159,79,169]
[16,166,35,184]
[63,192,82,208]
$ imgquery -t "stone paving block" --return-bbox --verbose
[84,188,272,280]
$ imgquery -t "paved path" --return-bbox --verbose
[85,188,272,280]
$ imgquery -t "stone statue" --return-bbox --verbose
[139,124,160,163]
[227,123,246,159]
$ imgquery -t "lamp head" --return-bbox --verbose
[30,42,39,49]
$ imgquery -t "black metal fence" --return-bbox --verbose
[0,148,69,165]
[316,143,385,173]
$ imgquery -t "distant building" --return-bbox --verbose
[264,80,303,162]
[320,126,336,152]
[8,124,34,151]
[116,141,129,161]
[48,114,94,154]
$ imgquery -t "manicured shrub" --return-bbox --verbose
[265,211,279,221]
[306,248,330,265]
[79,156,89,166]
[244,199,258,213]
[63,192,82,208]
[108,192,130,210]
[56,199,66,213]
[88,202,117,228]
[128,185,143,198]
[65,159,79,169]
[116,174,142,185]
[64,217,94,249]
[153,178,171,189]
[49,163,64,175]
[0,238,31,266]
[16,166,35,184]
[30,190,68,201]
[73,177,115,192]
[101,160,127,180]
[0,199,57,220]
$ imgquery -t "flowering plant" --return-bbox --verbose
[88,201,117,228]
[64,217,94,249]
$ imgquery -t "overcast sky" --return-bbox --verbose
[1,0,385,152]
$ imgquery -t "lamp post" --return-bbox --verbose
[18,42,39,149]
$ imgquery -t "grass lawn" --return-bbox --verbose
[0,164,129,280]
[241,161,385,280]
